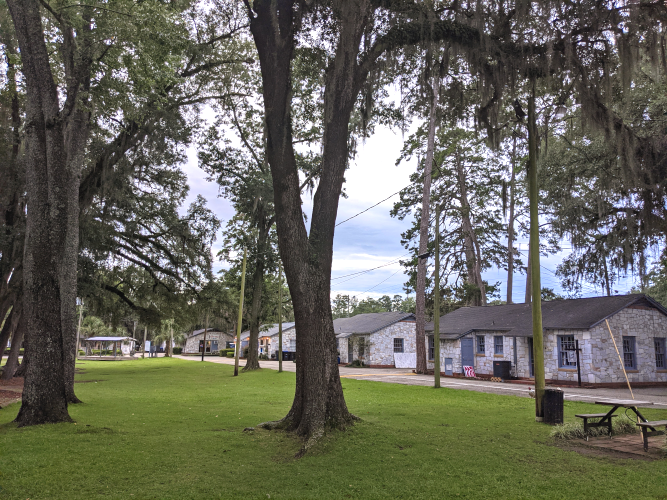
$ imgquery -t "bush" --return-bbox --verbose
[172,347,182,355]
[218,348,235,357]
[259,353,269,360]
[346,359,367,368]
[243,348,249,358]
[226,352,234,358]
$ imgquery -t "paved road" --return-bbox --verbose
[174,355,667,407]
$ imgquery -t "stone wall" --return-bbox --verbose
[546,307,667,384]
[368,321,416,366]
[426,331,523,375]
[184,332,234,354]
[334,320,416,366]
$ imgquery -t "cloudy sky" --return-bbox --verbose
[181,121,638,303]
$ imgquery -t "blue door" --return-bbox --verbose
[461,338,474,372]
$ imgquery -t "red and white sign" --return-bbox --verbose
[463,366,476,378]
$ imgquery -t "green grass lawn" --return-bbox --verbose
[0,358,666,499]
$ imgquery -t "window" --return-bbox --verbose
[428,336,435,360]
[476,335,485,354]
[394,338,404,353]
[655,338,666,369]
[289,339,296,351]
[558,335,577,368]
[494,336,503,355]
[622,336,636,369]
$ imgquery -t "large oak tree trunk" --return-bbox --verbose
[249,0,374,446]
[8,0,91,425]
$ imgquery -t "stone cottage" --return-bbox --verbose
[239,322,297,359]
[335,311,416,367]
[183,329,235,354]
[425,294,667,385]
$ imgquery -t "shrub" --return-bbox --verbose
[259,354,269,360]
[346,359,367,368]
[218,348,235,357]
[226,352,234,358]
[243,348,249,358]
[172,347,182,355]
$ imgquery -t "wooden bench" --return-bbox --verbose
[636,420,667,452]
[575,413,617,436]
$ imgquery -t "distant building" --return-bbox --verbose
[240,323,296,358]
[334,312,416,367]
[183,329,235,354]
[425,294,667,385]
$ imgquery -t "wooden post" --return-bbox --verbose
[201,313,209,362]
[278,262,283,373]
[605,319,634,399]
[528,90,546,420]
[433,204,441,389]
[234,248,248,377]
[75,299,83,360]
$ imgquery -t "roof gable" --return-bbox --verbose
[334,311,415,336]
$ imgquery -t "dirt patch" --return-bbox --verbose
[555,434,666,461]
[0,388,21,407]
[0,377,23,388]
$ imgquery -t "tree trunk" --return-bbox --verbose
[507,134,517,304]
[2,314,25,380]
[7,0,93,425]
[244,209,271,372]
[250,0,373,446]
[455,152,485,305]
[414,54,441,374]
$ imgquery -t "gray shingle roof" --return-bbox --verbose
[334,311,415,336]
[425,294,667,339]
[187,329,231,338]
[240,322,296,340]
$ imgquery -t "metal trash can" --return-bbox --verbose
[542,388,564,425]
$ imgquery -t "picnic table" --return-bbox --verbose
[576,400,665,451]
[575,400,653,439]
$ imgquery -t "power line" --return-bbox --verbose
[330,254,409,282]
[335,189,403,227]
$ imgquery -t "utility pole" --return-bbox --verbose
[528,87,545,420]
[278,262,283,373]
[234,247,248,377]
[75,299,84,360]
[433,204,441,389]
[201,311,209,362]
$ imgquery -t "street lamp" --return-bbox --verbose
[554,101,567,120]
